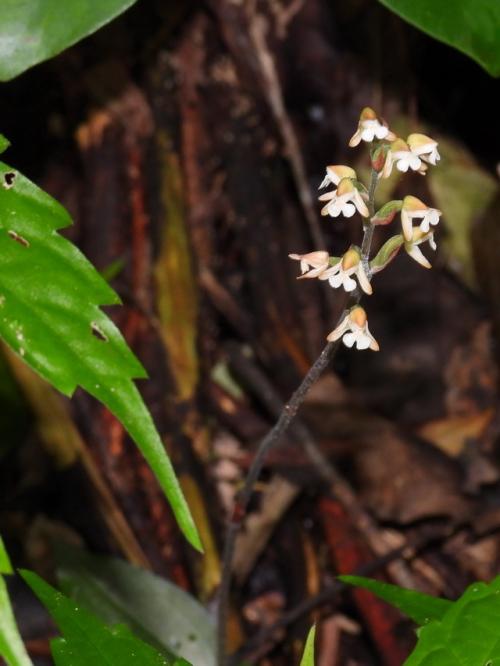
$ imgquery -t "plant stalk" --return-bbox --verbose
[216,168,379,666]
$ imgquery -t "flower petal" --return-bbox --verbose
[342,332,356,348]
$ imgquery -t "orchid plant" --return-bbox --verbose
[290,107,441,351]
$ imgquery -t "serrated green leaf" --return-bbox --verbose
[339,575,452,626]
[0,542,32,666]
[378,0,500,77]
[0,160,201,552]
[300,625,316,666]
[20,569,185,666]
[405,578,500,665]
[0,0,138,81]
[55,543,216,666]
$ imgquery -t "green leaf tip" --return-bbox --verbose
[300,625,316,666]
[0,537,13,575]
[0,159,201,552]
[339,575,452,626]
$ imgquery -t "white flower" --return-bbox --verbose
[288,251,330,278]
[327,306,379,351]
[382,138,426,177]
[319,177,369,218]
[383,134,440,178]
[349,107,394,147]
[319,165,356,189]
[400,195,441,241]
[404,228,437,269]
[319,247,372,294]
[407,133,440,166]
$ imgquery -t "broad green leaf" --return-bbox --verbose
[20,570,189,666]
[0,0,138,81]
[0,159,201,552]
[55,543,216,666]
[378,0,500,77]
[300,625,316,666]
[0,541,33,666]
[405,577,500,665]
[339,575,452,626]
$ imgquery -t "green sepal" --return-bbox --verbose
[0,135,10,155]
[328,256,341,266]
[370,234,403,273]
[372,200,403,226]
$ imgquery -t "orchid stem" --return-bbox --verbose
[216,167,380,666]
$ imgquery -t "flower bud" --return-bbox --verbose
[371,200,403,226]
[370,143,390,172]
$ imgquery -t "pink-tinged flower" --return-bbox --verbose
[349,107,394,147]
[319,177,369,218]
[319,247,372,294]
[401,195,441,241]
[319,165,357,189]
[327,306,379,351]
[407,133,440,166]
[288,251,330,278]
[404,228,437,269]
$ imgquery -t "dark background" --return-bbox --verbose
[1,0,499,664]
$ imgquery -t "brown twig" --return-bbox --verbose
[229,522,457,664]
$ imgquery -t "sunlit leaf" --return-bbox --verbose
[0,0,138,81]
[405,578,500,665]
[378,0,500,76]
[0,157,201,551]
[20,570,189,666]
[56,543,216,666]
[339,575,452,625]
